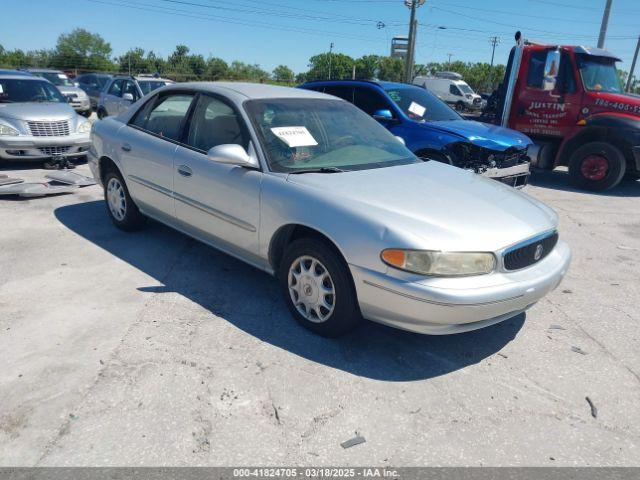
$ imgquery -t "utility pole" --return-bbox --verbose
[128,53,131,76]
[404,0,424,83]
[627,35,640,92]
[597,0,613,49]
[328,42,334,80]
[447,53,453,66]
[488,36,501,89]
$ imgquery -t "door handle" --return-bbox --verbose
[121,143,131,152]
[177,165,193,177]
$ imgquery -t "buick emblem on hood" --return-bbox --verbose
[534,244,544,261]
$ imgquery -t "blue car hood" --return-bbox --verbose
[425,120,532,151]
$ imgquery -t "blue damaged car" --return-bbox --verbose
[299,80,532,187]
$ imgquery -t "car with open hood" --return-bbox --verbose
[300,80,532,188]
[88,82,570,337]
[0,73,92,165]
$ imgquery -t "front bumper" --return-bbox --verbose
[350,240,571,335]
[0,133,92,161]
[66,96,92,113]
[482,162,531,188]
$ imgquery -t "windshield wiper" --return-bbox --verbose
[288,167,346,174]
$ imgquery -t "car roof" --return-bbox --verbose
[301,79,419,91]
[0,69,33,76]
[0,74,44,81]
[25,68,62,73]
[167,82,330,100]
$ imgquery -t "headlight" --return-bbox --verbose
[381,249,496,276]
[77,121,92,134]
[0,123,19,136]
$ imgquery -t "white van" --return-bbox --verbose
[413,75,482,111]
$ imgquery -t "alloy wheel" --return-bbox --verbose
[288,255,336,323]
[106,177,127,221]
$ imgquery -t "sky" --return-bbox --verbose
[1,0,639,74]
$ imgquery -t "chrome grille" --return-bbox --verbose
[39,146,71,156]
[27,120,70,137]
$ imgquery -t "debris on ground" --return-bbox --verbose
[341,434,366,449]
[0,182,79,198]
[45,170,96,187]
[571,346,587,355]
[617,245,638,251]
[562,289,573,294]
[0,176,24,186]
[497,352,508,358]
[585,396,598,418]
[548,324,566,330]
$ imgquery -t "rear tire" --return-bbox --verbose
[103,169,146,231]
[97,107,108,120]
[568,141,626,191]
[279,238,361,337]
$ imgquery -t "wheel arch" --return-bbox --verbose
[268,224,350,274]
[98,155,122,184]
[557,116,639,172]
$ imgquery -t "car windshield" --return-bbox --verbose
[576,54,623,93]
[138,80,169,95]
[245,98,419,173]
[458,83,474,94]
[37,72,74,87]
[384,86,462,122]
[0,79,66,103]
[95,75,111,88]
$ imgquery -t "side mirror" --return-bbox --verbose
[372,109,395,122]
[395,136,406,145]
[207,144,258,168]
[122,93,134,102]
[543,49,561,91]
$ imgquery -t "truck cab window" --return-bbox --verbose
[526,50,547,88]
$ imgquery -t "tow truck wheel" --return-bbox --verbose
[97,107,108,120]
[568,141,626,191]
[455,102,465,112]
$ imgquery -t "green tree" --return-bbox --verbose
[355,54,380,79]
[228,61,269,81]
[117,47,149,74]
[306,52,355,81]
[168,44,191,74]
[206,57,228,80]
[52,28,114,70]
[377,56,404,82]
[272,64,294,84]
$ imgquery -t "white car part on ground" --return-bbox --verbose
[45,170,97,187]
[0,182,79,198]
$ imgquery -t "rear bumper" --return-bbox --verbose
[0,133,92,161]
[482,162,531,188]
[350,240,571,335]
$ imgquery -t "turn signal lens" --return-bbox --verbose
[381,249,496,276]
[0,123,19,136]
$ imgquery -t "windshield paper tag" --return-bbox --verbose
[58,74,68,79]
[408,101,426,117]
[0,85,3,94]
[270,126,318,147]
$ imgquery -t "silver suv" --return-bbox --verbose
[26,68,92,117]
[0,73,92,165]
[97,75,173,118]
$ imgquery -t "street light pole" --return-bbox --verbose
[597,0,613,49]
[328,42,334,80]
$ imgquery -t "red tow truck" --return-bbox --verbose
[484,32,640,191]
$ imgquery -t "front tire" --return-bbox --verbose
[455,101,465,112]
[568,141,626,191]
[279,238,361,337]
[104,170,146,231]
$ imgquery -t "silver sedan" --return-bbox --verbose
[88,82,571,337]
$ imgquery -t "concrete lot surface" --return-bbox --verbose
[0,162,639,466]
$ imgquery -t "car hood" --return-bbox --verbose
[0,102,76,121]
[58,85,87,97]
[286,161,557,252]
[426,120,532,151]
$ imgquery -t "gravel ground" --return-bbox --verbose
[0,160,639,466]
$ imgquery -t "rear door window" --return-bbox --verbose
[108,80,124,97]
[131,93,195,142]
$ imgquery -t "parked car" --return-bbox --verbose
[0,69,32,76]
[25,68,92,117]
[97,75,174,119]
[75,72,113,110]
[88,82,570,337]
[0,73,92,165]
[300,80,532,188]
[413,74,483,111]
